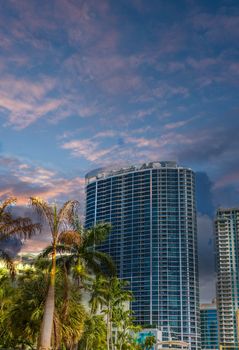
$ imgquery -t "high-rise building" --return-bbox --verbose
[85,161,200,350]
[200,300,218,349]
[215,208,239,347]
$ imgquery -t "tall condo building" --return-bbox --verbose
[85,162,200,350]
[215,208,239,347]
[200,300,218,349]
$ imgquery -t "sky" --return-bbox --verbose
[0,0,239,302]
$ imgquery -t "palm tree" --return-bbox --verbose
[90,276,133,350]
[30,197,79,350]
[1,265,86,349]
[0,268,16,347]
[52,266,86,350]
[114,309,141,350]
[59,222,115,282]
[4,267,47,348]
[38,221,115,348]
[78,314,107,350]
[0,197,40,276]
[90,275,109,315]
[143,335,156,350]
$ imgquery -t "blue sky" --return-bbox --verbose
[0,0,239,301]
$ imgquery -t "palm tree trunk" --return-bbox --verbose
[114,327,118,350]
[106,310,110,350]
[110,308,114,350]
[38,245,56,350]
[62,262,70,321]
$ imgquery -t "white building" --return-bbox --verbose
[215,208,239,347]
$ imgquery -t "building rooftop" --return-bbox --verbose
[217,208,239,213]
[85,161,190,184]
[200,299,217,310]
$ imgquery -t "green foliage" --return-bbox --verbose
[0,215,143,350]
[0,197,40,278]
[2,268,46,347]
[54,268,86,348]
[89,275,139,350]
[143,335,157,349]
[0,266,86,349]
[78,315,107,350]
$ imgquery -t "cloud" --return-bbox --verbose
[187,57,219,70]
[214,170,239,189]
[164,117,197,130]
[62,139,117,161]
[191,12,239,45]
[177,120,239,164]
[61,131,178,166]
[0,155,86,254]
[0,76,62,129]
[63,51,144,96]
[0,155,85,205]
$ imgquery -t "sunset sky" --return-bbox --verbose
[0,0,239,301]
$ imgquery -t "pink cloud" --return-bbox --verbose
[62,138,117,162]
[230,63,239,75]
[21,240,50,254]
[153,84,189,99]
[187,57,218,70]
[0,76,62,129]
[164,116,199,130]
[102,74,142,94]
[0,155,85,205]
[214,170,239,189]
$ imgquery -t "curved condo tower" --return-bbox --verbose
[85,161,200,350]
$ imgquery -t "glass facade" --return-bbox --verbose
[85,162,200,350]
[215,208,239,347]
[200,302,218,349]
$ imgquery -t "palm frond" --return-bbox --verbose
[58,200,79,225]
[83,223,111,247]
[29,197,54,233]
[0,197,17,216]
[37,244,72,259]
[37,245,55,259]
[0,217,41,241]
[72,215,83,233]
[84,250,116,276]
[0,249,15,279]
[52,312,62,349]
[59,230,81,246]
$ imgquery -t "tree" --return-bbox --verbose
[90,276,133,350]
[51,266,86,350]
[59,222,115,281]
[39,221,115,348]
[113,309,141,350]
[30,197,79,350]
[0,197,40,276]
[143,335,156,350]
[0,268,16,347]
[78,314,107,350]
[0,265,86,349]
[3,267,47,348]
